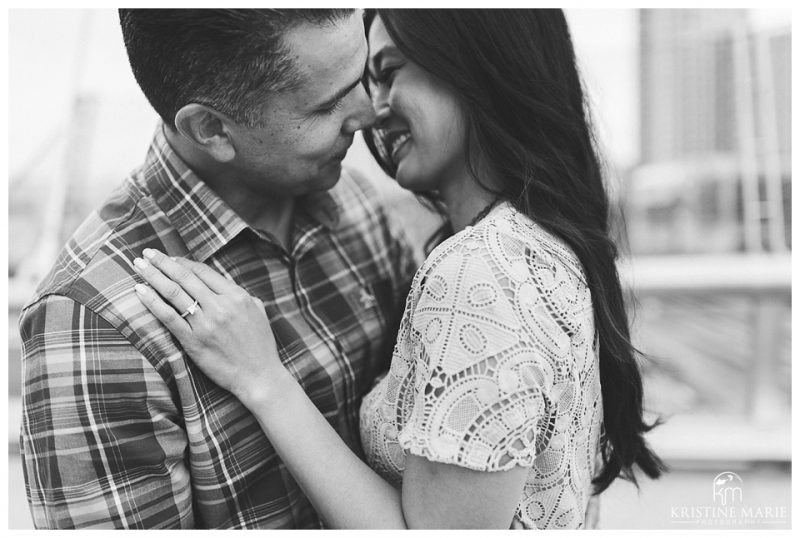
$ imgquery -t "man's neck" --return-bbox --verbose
[164,126,295,249]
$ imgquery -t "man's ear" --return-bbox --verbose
[173,104,236,162]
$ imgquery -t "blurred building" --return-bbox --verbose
[628,9,791,254]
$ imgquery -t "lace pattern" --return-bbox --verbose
[360,203,603,529]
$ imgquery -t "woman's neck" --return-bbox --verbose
[439,171,501,233]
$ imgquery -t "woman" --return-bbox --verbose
[133,9,665,529]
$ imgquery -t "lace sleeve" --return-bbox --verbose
[397,228,570,473]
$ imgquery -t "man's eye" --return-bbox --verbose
[318,99,344,116]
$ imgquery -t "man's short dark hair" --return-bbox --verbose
[119,9,354,128]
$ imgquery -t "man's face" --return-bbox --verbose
[227,13,374,197]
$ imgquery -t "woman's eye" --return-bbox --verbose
[376,65,399,85]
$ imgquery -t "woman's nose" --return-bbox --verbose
[372,88,391,130]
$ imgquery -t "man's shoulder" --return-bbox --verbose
[19,176,183,370]
[24,176,153,318]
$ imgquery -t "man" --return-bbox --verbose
[19,9,418,529]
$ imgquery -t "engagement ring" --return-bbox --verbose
[181,299,200,318]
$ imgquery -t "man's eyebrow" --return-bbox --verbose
[316,75,363,109]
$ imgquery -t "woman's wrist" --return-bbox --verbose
[234,364,296,412]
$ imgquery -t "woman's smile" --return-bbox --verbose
[390,132,411,162]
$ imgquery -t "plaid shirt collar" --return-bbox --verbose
[138,123,343,262]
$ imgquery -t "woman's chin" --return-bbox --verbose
[394,163,434,193]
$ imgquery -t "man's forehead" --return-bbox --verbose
[281,16,366,74]
[279,17,367,104]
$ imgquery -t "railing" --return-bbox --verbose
[619,253,791,295]
[619,253,791,464]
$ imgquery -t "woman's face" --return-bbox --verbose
[367,16,468,192]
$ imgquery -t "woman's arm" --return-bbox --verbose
[241,369,407,528]
[133,248,527,529]
[241,370,528,529]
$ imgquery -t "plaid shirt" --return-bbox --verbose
[19,124,418,529]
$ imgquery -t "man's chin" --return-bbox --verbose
[315,161,343,190]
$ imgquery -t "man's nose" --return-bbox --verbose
[342,83,376,133]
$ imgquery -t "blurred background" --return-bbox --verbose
[7,9,792,529]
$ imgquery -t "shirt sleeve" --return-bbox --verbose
[397,237,561,473]
[19,294,192,529]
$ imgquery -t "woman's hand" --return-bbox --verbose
[132,248,286,405]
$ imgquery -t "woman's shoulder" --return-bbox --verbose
[418,203,588,294]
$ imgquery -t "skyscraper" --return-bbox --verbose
[639,9,746,163]
[634,9,790,253]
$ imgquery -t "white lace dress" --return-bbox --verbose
[359,203,603,529]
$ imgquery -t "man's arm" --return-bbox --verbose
[19,294,192,529]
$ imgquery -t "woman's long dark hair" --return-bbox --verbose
[364,9,666,494]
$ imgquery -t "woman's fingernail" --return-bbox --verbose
[143,248,156,260]
[133,257,149,270]
[134,283,149,295]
